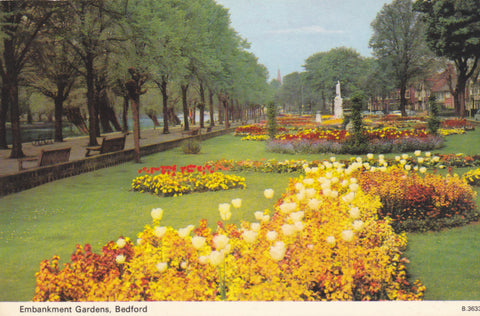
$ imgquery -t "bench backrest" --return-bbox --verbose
[39,147,71,167]
[100,135,126,154]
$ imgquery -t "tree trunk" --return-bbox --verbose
[86,53,98,146]
[8,78,23,158]
[209,89,215,127]
[125,68,147,164]
[54,82,65,142]
[223,98,229,129]
[98,88,113,133]
[454,74,467,118]
[122,95,129,133]
[217,95,223,124]
[199,82,205,128]
[160,79,169,134]
[400,83,407,117]
[131,97,141,163]
[0,85,9,149]
[181,84,190,131]
[5,38,24,158]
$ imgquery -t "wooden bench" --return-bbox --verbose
[32,134,54,146]
[18,147,71,171]
[181,128,201,137]
[85,133,128,157]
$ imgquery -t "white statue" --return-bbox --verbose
[336,80,341,98]
[334,81,343,118]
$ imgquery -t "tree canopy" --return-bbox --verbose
[370,0,433,116]
[414,0,480,117]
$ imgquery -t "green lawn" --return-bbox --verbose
[1,131,480,301]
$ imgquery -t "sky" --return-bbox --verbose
[215,0,391,81]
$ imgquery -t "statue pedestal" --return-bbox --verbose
[315,111,322,123]
[334,96,343,119]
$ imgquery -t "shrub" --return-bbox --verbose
[182,139,201,154]
[427,96,441,134]
[266,101,277,139]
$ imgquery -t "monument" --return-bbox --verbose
[334,80,343,119]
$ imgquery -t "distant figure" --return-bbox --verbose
[336,80,341,98]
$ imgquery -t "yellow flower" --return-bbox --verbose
[116,238,126,248]
[352,220,365,232]
[242,230,257,244]
[341,229,354,242]
[266,230,278,242]
[219,203,232,221]
[349,207,360,219]
[151,208,164,221]
[213,234,229,250]
[156,262,168,272]
[154,226,167,238]
[231,197,244,210]
[115,255,126,264]
[269,241,286,261]
[191,236,206,250]
[208,251,224,266]
[326,236,336,246]
[251,222,261,232]
[281,224,296,236]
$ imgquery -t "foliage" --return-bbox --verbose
[370,0,433,116]
[427,96,440,134]
[182,139,202,154]
[342,92,369,154]
[266,102,277,139]
[34,165,425,301]
[414,0,480,117]
[303,47,370,103]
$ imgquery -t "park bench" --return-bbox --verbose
[32,133,53,146]
[85,133,128,157]
[18,147,71,171]
[181,127,201,137]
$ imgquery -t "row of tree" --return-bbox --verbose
[0,0,275,158]
[275,0,480,118]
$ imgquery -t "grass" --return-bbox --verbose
[1,130,480,301]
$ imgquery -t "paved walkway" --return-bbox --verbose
[0,124,234,176]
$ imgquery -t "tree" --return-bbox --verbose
[64,0,124,146]
[125,67,147,163]
[27,11,79,142]
[414,0,480,118]
[0,1,54,156]
[277,72,304,113]
[304,47,368,113]
[370,0,433,117]
[361,57,396,112]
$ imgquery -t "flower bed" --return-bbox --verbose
[34,165,425,301]
[267,135,443,154]
[462,168,480,186]
[442,118,474,129]
[356,167,478,232]
[132,164,246,197]
[438,128,465,136]
[437,153,480,167]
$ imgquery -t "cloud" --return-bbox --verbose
[266,25,345,35]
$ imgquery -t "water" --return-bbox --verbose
[4,114,212,145]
